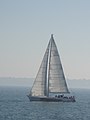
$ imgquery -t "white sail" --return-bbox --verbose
[48,35,69,93]
[31,42,50,96]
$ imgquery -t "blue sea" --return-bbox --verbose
[0,87,90,120]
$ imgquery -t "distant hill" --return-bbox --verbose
[67,79,90,89]
[0,77,34,87]
[0,77,90,89]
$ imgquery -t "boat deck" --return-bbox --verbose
[28,95,76,102]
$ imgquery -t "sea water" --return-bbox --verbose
[0,86,90,120]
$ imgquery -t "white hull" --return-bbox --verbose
[27,95,76,102]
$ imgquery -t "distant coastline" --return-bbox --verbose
[0,77,90,89]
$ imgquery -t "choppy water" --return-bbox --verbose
[0,87,90,120]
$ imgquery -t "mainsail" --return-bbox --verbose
[48,35,69,93]
[31,34,69,97]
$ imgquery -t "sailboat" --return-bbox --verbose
[28,34,75,102]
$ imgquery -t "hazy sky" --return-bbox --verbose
[0,0,90,79]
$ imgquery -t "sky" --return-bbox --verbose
[0,0,90,79]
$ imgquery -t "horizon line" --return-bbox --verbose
[0,77,90,80]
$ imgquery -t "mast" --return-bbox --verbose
[47,34,53,97]
[44,41,50,96]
